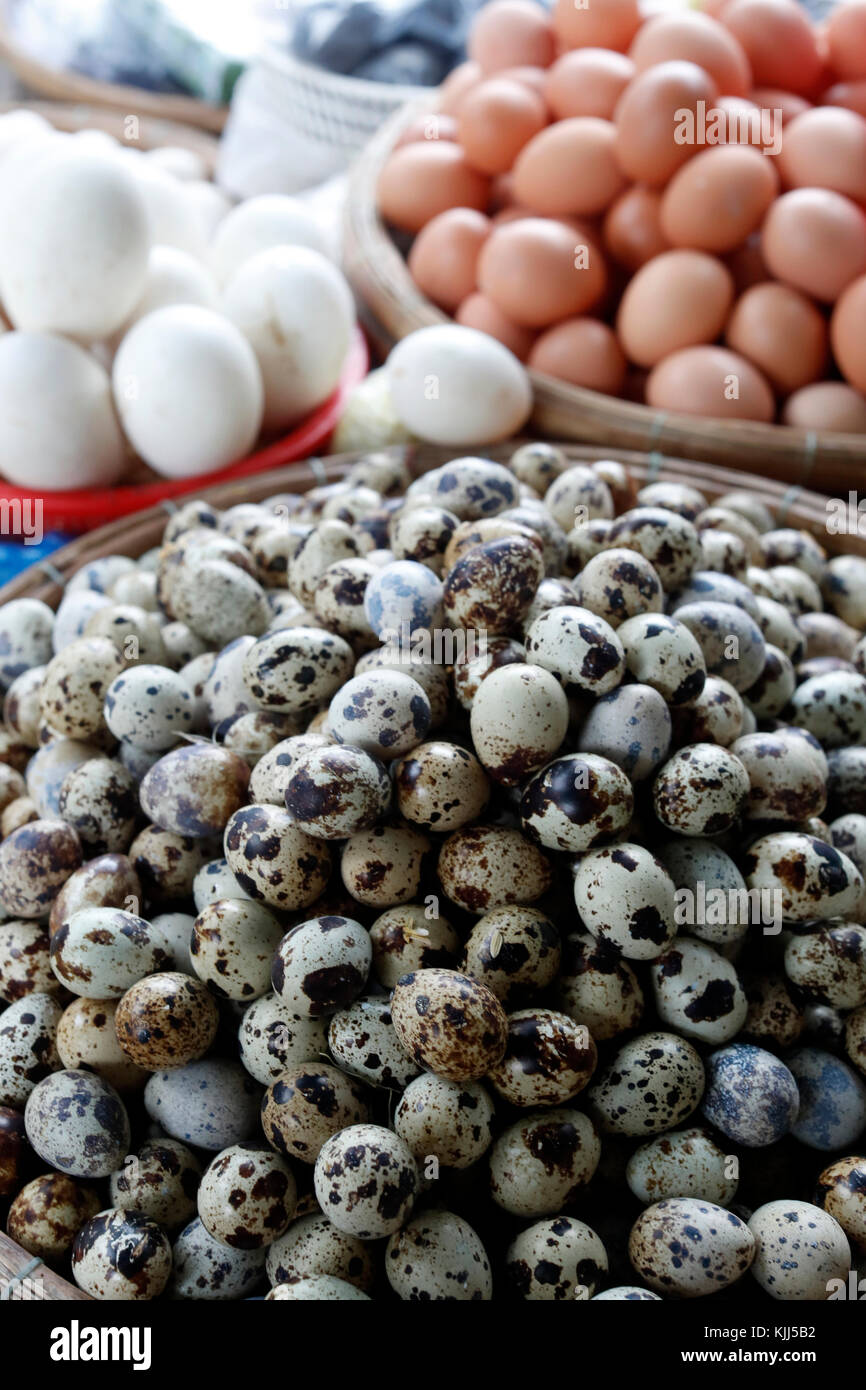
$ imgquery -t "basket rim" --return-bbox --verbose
[259,44,436,103]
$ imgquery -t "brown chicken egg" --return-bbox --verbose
[646,345,776,421]
[528,318,627,392]
[776,106,866,202]
[613,60,719,186]
[543,49,635,119]
[721,0,824,96]
[377,142,489,233]
[456,293,537,359]
[616,249,734,367]
[477,217,607,327]
[660,146,779,252]
[408,209,491,313]
[831,273,866,393]
[782,381,866,431]
[395,113,458,148]
[552,0,641,53]
[457,78,547,175]
[438,60,483,115]
[826,1,866,82]
[628,11,753,97]
[823,79,866,119]
[725,282,828,392]
[602,187,670,270]
[468,0,555,74]
[512,118,627,217]
[761,188,866,303]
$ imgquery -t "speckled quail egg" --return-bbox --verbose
[617,613,706,706]
[574,549,664,629]
[629,1198,755,1298]
[389,504,458,574]
[56,756,137,858]
[266,1211,376,1291]
[109,1138,201,1231]
[104,664,195,750]
[798,611,859,662]
[354,648,449,728]
[0,1106,26,1198]
[368,904,459,990]
[224,804,331,910]
[0,763,27,816]
[489,1108,600,1218]
[222,709,305,772]
[461,905,560,1005]
[192,858,249,914]
[607,507,701,592]
[509,441,568,494]
[130,826,215,905]
[845,1005,866,1075]
[470,662,568,785]
[248,733,330,806]
[452,634,525,710]
[328,670,431,761]
[753,594,805,662]
[0,599,54,689]
[743,643,797,719]
[271,915,371,1017]
[744,832,863,922]
[784,923,866,1008]
[673,601,766,694]
[748,1200,850,1301]
[115,972,219,1070]
[507,1216,608,1300]
[393,740,489,831]
[39,637,125,740]
[27,738,105,818]
[567,518,614,570]
[626,1127,738,1207]
[144,1057,262,1151]
[394,1074,495,1170]
[287,521,361,607]
[25,1068,130,1177]
[657,837,749,947]
[56,997,148,1093]
[169,1216,266,1300]
[0,921,59,1001]
[575,843,676,961]
[262,1062,369,1165]
[651,939,747,1045]
[592,1286,662,1300]
[238,995,327,1087]
[282,743,391,839]
[85,602,168,665]
[241,627,354,713]
[0,818,82,918]
[7,1172,101,1260]
[700,528,748,579]
[362,559,444,640]
[314,1122,417,1238]
[328,995,420,1090]
[196,1142,296,1250]
[200,636,258,725]
[0,991,62,1107]
[390,968,507,1082]
[544,463,613,531]
[267,1275,370,1299]
[653,743,749,837]
[525,606,625,696]
[815,1157,866,1254]
[553,931,645,1041]
[521,576,578,630]
[790,670,866,749]
[575,683,671,783]
[787,1047,866,1152]
[50,907,171,998]
[407,457,518,520]
[312,559,377,644]
[386,1209,492,1301]
[443,535,544,636]
[190,899,285,1002]
[520,753,633,853]
[72,1208,172,1300]
[700,1043,799,1147]
[733,731,827,825]
[742,972,804,1049]
[823,553,866,628]
[341,823,430,906]
[588,1031,705,1137]
[140,744,250,840]
[487,1008,596,1108]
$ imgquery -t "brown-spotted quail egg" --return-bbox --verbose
[104,664,196,750]
[574,843,676,961]
[170,561,269,646]
[0,991,62,1107]
[452,634,525,710]
[470,663,568,785]
[169,1216,266,1300]
[407,457,518,521]
[487,1008,597,1107]
[354,648,449,728]
[823,554,866,629]
[72,1208,172,1300]
[266,1211,376,1291]
[815,1157,866,1254]
[386,1209,492,1300]
[748,1200,850,1300]
[115,972,219,1069]
[328,995,420,1089]
[489,1108,600,1217]
[734,732,827,825]
[657,837,748,947]
[753,595,805,663]
[743,643,797,718]
[554,931,645,1041]
[1,795,38,838]
[438,824,553,911]
[588,1031,705,1137]
[0,921,60,1001]
[671,676,745,747]
[507,1216,608,1300]
[39,638,124,740]
[510,440,568,494]
[369,904,460,989]
[48,851,139,939]
[784,923,866,1009]
[130,826,215,905]
[267,1275,370,1299]
[328,670,431,760]
[85,602,167,665]
[699,529,748,579]
[394,1074,495,1170]
[629,1198,755,1298]
[543,463,613,531]
[521,576,579,632]
[576,683,672,782]
[798,611,859,662]
[0,818,82,918]
[248,733,330,806]
[389,504,459,574]
[25,1068,130,1176]
[566,518,613,571]
[288,520,361,607]
[626,1126,738,1207]
[224,804,332,910]
[8,1172,101,1260]
[56,997,148,1092]
[340,823,429,907]
[192,859,249,914]
[313,1122,417,1238]
[394,740,489,831]
[461,905,560,1004]
[141,744,250,839]
[503,506,568,576]
[674,601,766,692]
[743,972,804,1049]
[190,898,285,1001]
[443,536,544,636]
[221,711,302,770]
[0,762,26,813]
[744,833,863,922]
[607,508,701,591]
[197,1141,296,1249]
[0,599,54,689]
[271,914,371,1017]
[574,549,664,629]
[442,516,540,576]
[242,627,355,713]
[283,743,391,839]
[700,508,763,565]
[790,671,866,749]
[653,743,749,836]
[652,939,748,1044]
[618,613,706,706]
[525,606,625,696]
[637,482,707,520]
[261,1062,369,1164]
[239,994,328,1086]
[313,559,377,644]
[109,1138,202,1231]
[50,907,171,998]
[144,1057,262,1150]
[27,738,104,818]
[201,636,259,726]
[520,753,634,853]
[56,757,137,856]
[391,968,507,1082]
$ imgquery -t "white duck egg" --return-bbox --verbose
[387,325,532,447]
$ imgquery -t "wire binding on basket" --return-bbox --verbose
[1,1255,44,1300]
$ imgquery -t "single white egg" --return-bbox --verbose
[0,109,52,158]
[113,244,217,342]
[130,160,206,257]
[0,332,126,489]
[386,324,532,446]
[185,180,233,242]
[209,194,327,284]
[222,245,354,433]
[145,145,208,183]
[112,304,264,479]
[0,148,149,340]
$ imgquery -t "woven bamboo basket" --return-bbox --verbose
[0,98,219,170]
[343,106,866,495]
[0,441,862,1299]
[0,1231,90,1301]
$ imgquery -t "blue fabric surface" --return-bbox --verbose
[291,0,488,85]
[0,533,71,589]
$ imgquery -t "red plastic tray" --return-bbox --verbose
[1,328,369,534]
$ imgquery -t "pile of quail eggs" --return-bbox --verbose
[2,444,866,1302]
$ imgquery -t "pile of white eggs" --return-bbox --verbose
[0,111,357,489]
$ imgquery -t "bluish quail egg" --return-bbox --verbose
[525,606,625,695]
[141,744,250,837]
[363,559,445,639]
[744,833,862,922]
[267,1275,371,1299]
[790,670,866,748]
[40,637,125,741]
[192,857,249,912]
[700,1043,799,1147]
[443,536,544,635]
[470,663,568,785]
[241,627,354,713]
[329,670,431,760]
[52,591,111,655]
[489,1108,600,1217]
[0,991,62,1107]
[313,1122,417,1238]
[574,843,676,961]
[461,904,560,1004]
[27,738,104,818]
[224,804,332,910]
[674,600,766,692]
[266,1211,376,1291]
[50,907,171,998]
[787,1047,866,1151]
[0,599,54,689]
[657,837,748,947]
[0,818,82,918]
[72,1208,172,1300]
[271,915,371,1017]
[576,683,671,782]
[553,931,645,1041]
[507,1216,608,1300]
[587,1031,705,1137]
[574,548,664,628]
[25,1068,130,1177]
[394,1074,495,1170]
[190,898,285,1001]
[520,753,633,852]
[617,614,706,706]
[169,1216,266,1300]
[437,825,553,912]
[7,1172,101,1260]
[652,939,747,1044]
[262,1062,370,1164]
[629,1198,755,1298]
[104,664,196,751]
[328,995,420,1089]
[386,1209,492,1300]
[109,1138,202,1231]
[748,1200,850,1300]
[407,457,518,520]
[69,556,138,595]
[283,743,391,838]
[144,1058,262,1151]
[626,1127,738,1207]
[653,743,749,836]
[197,1142,296,1249]
[815,1157,866,1255]
[487,1008,597,1107]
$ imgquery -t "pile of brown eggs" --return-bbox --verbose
[377,0,866,431]
[1,444,866,1301]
